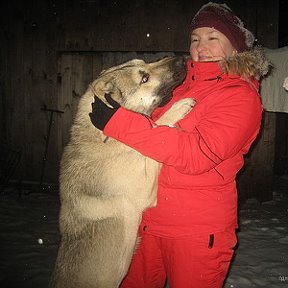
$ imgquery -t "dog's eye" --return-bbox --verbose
[140,73,150,84]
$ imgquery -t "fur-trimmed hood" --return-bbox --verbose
[220,46,271,80]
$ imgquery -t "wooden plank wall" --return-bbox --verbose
[274,113,288,174]
[237,0,279,203]
[0,0,280,202]
[237,113,277,203]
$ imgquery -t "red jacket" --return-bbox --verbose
[104,59,263,238]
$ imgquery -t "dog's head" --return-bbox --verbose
[90,56,186,116]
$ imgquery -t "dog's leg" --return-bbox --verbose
[156,98,195,126]
[77,194,133,220]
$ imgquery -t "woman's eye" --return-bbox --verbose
[209,37,218,40]
[140,73,150,84]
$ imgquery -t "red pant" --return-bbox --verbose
[120,230,237,288]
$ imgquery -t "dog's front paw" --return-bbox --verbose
[170,98,196,116]
[156,98,196,126]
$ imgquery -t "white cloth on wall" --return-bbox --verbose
[283,76,288,91]
[260,47,288,113]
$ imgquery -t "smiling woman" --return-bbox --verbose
[190,27,237,62]
[88,2,269,288]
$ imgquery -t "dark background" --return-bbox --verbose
[0,0,287,202]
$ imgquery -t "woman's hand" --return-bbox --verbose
[89,94,120,131]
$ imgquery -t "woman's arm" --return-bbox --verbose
[103,89,262,175]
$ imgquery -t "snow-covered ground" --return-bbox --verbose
[224,175,288,288]
[0,175,287,288]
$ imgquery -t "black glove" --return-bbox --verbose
[89,94,120,131]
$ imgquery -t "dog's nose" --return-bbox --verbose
[174,56,185,68]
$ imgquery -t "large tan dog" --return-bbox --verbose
[50,56,195,288]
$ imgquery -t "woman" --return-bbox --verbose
[89,3,269,287]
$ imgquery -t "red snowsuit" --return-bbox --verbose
[104,59,263,287]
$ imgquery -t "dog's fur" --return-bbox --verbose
[50,49,270,288]
[50,56,195,288]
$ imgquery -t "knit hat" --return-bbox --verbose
[191,2,255,52]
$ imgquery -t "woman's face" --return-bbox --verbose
[190,27,236,62]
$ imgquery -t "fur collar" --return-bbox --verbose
[220,46,271,80]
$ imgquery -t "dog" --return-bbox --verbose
[50,56,195,288]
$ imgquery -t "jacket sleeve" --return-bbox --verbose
[103,87,262,175]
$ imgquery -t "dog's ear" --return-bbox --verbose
[90,80,123,103]
[91,80,114,98]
